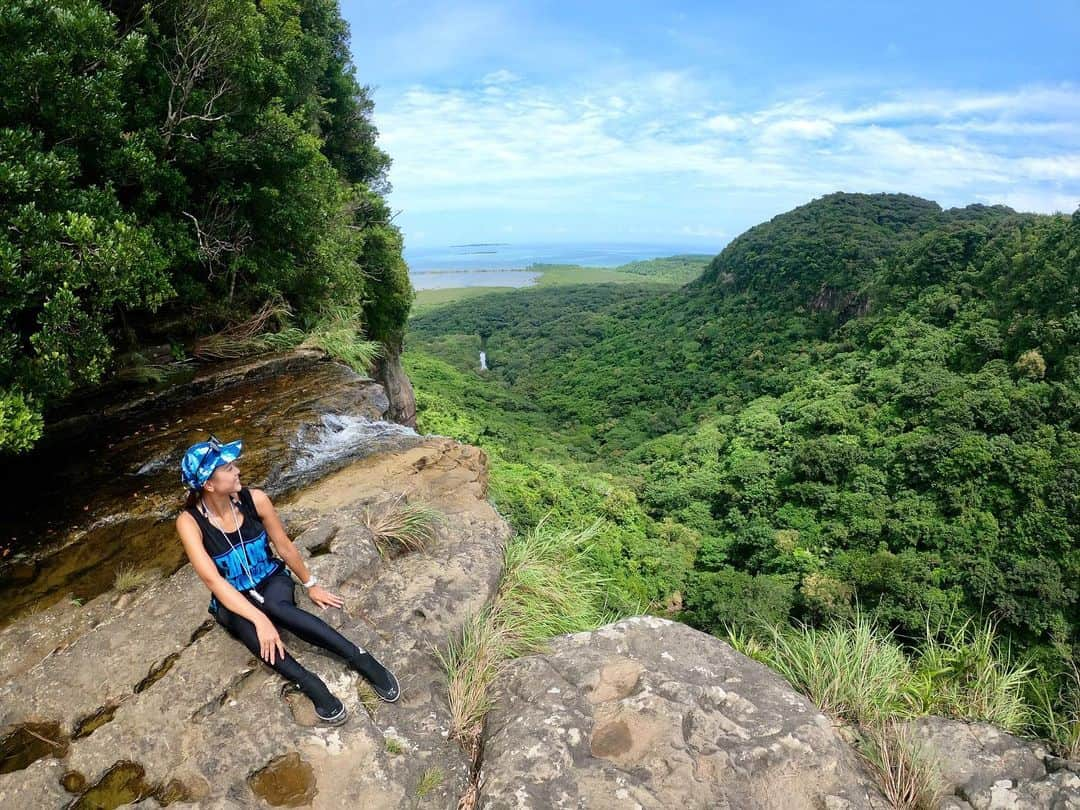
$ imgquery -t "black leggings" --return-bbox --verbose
[213,570,365,715]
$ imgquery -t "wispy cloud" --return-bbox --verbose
[374,73,1080,245]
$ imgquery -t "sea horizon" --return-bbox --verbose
[404,240,718,275]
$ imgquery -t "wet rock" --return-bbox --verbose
[247,752,316,807]
[0,721,69,774]
[479,616,887,810]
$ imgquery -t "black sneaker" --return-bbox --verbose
[314,697,348,726]
[352,652,401,702]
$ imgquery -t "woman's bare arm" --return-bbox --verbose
[175,511,269,625]
[249,488,313,583]
[250,488,343,609]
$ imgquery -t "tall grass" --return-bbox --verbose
[907,617,1032,733]
[729,612,1035,734]
[491,520,613,658]
[745,614,911,725]
[436,518,615,747]
[1030,661,1080,759]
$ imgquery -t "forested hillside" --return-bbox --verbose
[408,194,1079,706]
[0,0,411,452]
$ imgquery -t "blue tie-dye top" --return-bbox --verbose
[186,486,284,614]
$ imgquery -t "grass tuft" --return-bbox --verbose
[113,563,157,594]
[364,494,443,555]
[414,766,444,799]
[435,609,503,747]
[861,721,945,810]
[384,737,404,755]
[356,681,379,721]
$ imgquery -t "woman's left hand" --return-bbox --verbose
[307,585,344,609]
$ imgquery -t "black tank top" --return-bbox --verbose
[185,486,284,613]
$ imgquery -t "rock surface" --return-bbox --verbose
[907,717,1080,810]
[0,436,508,809]
[479,615,887,810]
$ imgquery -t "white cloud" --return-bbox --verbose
[374,74,1080,244]
[704,114,742,133]
[481,69,519,85]
[761,118,837,141]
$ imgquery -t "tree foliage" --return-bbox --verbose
[409,194,1080,672]
[0,0,411,452]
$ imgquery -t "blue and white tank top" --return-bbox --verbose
[185,486,284,614]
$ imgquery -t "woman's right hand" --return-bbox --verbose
[253,614,286,665]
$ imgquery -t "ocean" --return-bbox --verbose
[404,242,708,290]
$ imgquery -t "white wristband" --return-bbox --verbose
[301,575,317,589]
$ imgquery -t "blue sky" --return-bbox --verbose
[340,1,1080,250]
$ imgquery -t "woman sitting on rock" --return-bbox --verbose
[175,435,399,725]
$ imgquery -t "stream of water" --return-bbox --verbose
[0,354,417,628]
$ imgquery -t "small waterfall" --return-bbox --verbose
[479,350,488,371]
[278,413,418,487]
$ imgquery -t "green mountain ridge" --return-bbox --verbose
[695,192,1025,302]
[408,192,1079,697]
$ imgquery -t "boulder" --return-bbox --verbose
[478,615,887,810]
[906,716,1080,810]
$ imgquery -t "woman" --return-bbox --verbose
[175,435,400,726]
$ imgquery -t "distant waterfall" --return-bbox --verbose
[479,350,488,371]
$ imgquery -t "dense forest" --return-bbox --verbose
[407,193,1079,721]
[0,0,411,453]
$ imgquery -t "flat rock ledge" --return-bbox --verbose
[478,618,1080,810]
[0,437,509,809]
